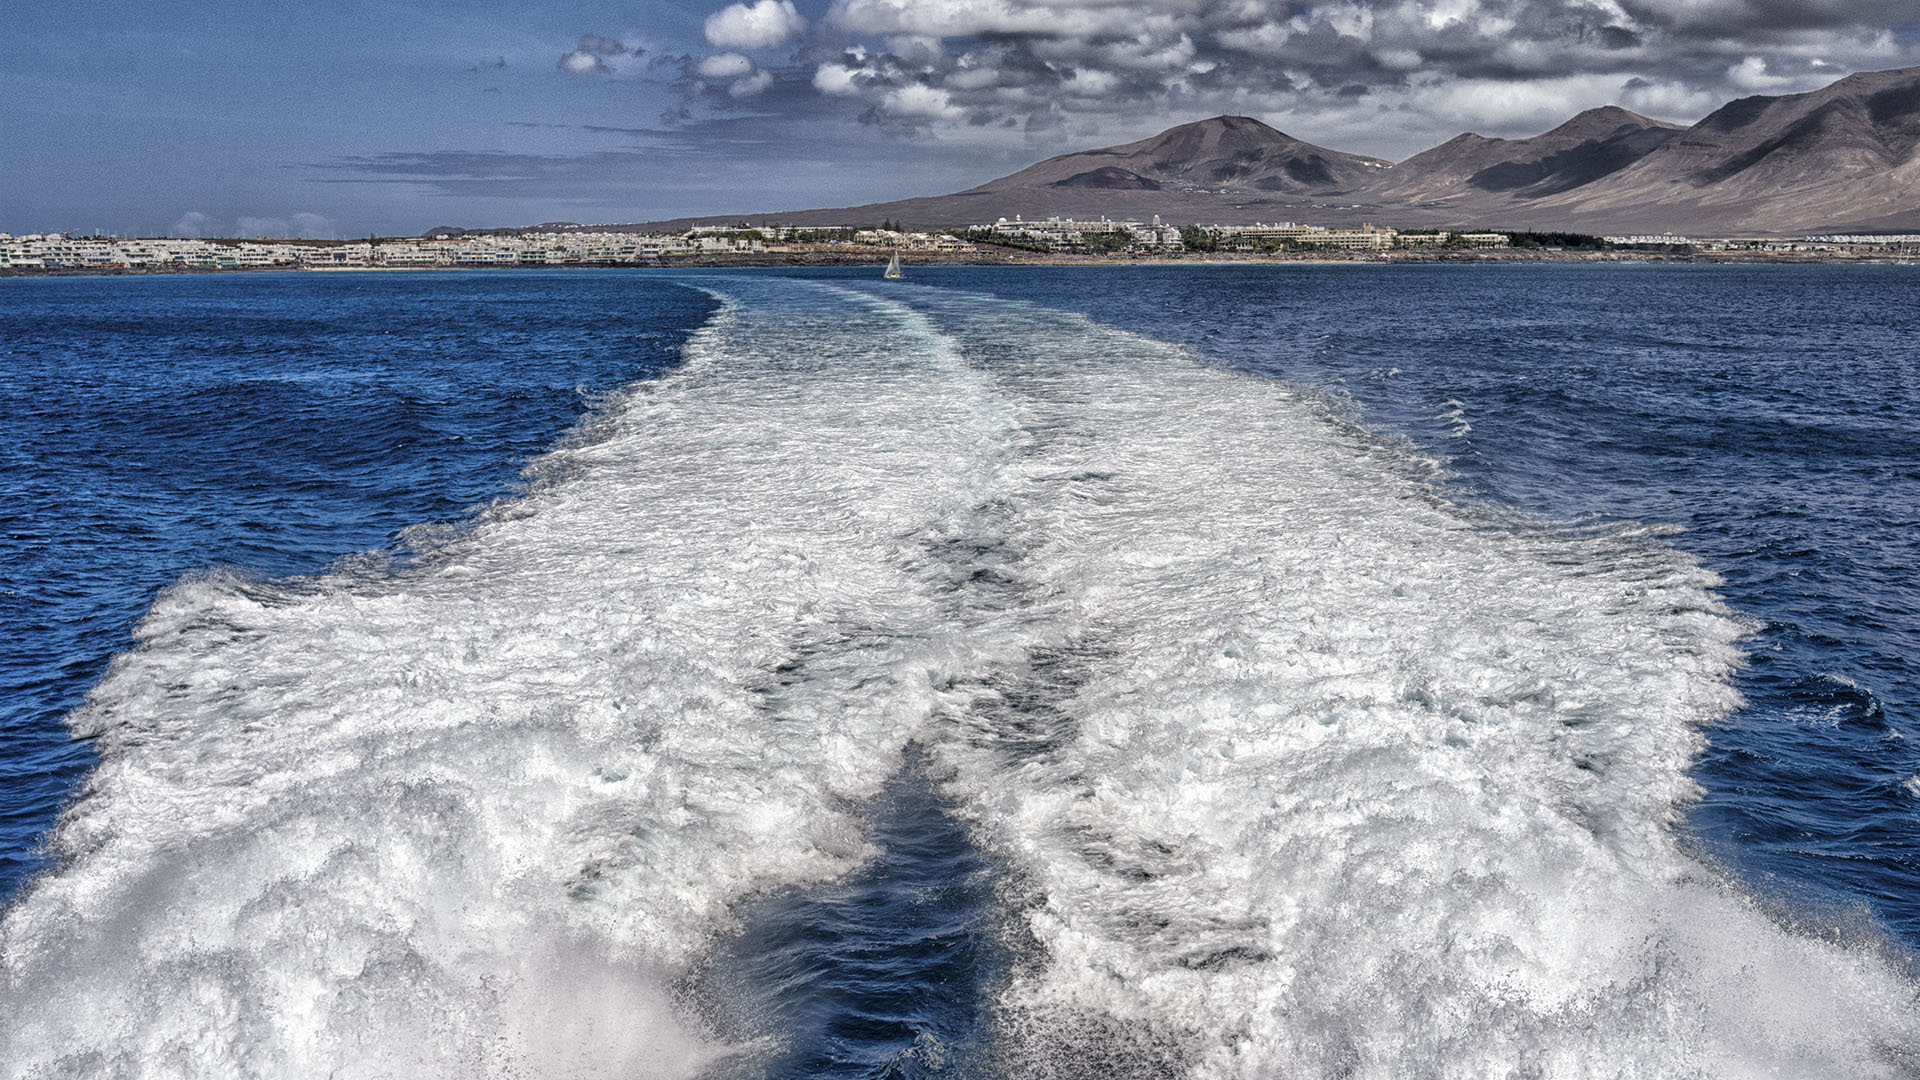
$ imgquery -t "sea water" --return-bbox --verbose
[1,267,1916,1077]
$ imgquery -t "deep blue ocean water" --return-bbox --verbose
[2,265,1916,1076]
[0,272,717,893]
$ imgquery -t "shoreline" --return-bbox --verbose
[3,246,1913,279]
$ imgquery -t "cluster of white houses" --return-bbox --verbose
[1794,234,1920,250]
[1,232,749,270]
[13,219,1914,273]
[1211,223,1510,251]
[972,216,1513,252]
[1606,233,1920,253]
[973,216,1189,251]
[1,235,300,271]
[0,227,981,271]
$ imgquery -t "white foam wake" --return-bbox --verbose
[0,281,1016,1077]
[3,278,1914,1079]
[891,288,1920,1078]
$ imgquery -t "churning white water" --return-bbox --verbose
[2,278,1915,1079]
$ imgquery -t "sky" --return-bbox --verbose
[5,0,1918,237]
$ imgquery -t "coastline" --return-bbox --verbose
[2,245,1913,279]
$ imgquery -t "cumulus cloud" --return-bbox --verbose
[1724,54,1830,93]
[677,0,1918,156]
[1416,72,1633,131]
[705,0,808,49]
[1061,68,1121,97]
[559,33,638,75]
[730,70,776,97]
[1618,75,1720,117]
[698,52,756,78]
[882,83,963,120]
[814,63,862,95]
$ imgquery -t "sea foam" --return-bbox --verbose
[0,284,1010,1077]
[888,289,1920,1077]
[3,279,1915,1078]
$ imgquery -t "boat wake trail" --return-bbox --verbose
[2,279,1915,1078]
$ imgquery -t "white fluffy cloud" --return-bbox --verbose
[882,83,963,119]
[698,52,756,78]
[813,63,862,94]
[1416,72,1632,131]
[730,70,776,97]
[1724,55,1831,93]
[1061,68,1121,97]
[705,0,808,49]
[1618,76,1721,118]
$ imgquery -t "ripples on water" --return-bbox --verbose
[703,752,1004,1080]
[0,273,716,895]
[2,266,1917,1077]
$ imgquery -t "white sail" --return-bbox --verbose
[883,251,903,279]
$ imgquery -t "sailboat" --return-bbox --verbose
[883,250,903,279]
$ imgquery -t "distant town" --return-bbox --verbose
[5,216,1919,273]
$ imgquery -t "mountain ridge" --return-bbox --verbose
[597,64,1920,236]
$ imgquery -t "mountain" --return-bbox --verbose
[610,65,1920,236]
[966,115,1391,197]
[1365,107,1685,208]
[1508,67,1920,233]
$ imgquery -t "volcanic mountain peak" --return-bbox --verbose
[1121,115,1335,166]
[971,114,1391,197]
[1540,106,1683,142]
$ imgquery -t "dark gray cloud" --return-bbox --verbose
[309,149,674,199]
[582,124,676,136]
[1591,25,1641,49]
[303,110,990,215]
[1618,0,1919,40]
[663,0,1917,156]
